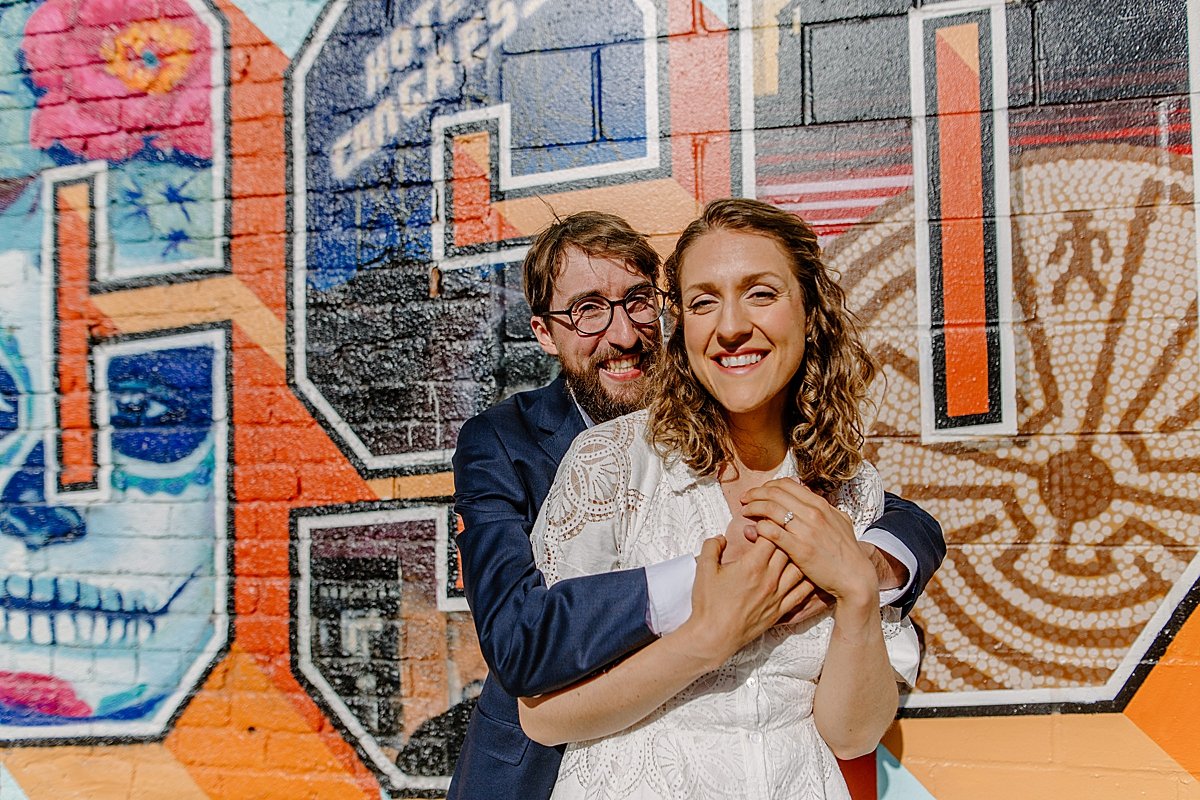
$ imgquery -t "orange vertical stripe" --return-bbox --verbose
[935,25,991,418]
[55,182,97,487]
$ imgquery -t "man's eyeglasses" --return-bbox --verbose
[542,286,668,336]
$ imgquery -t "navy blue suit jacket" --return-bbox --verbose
[448,376,944,799]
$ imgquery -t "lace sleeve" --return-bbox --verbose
[830,459,885,536]
[531,418,641,587]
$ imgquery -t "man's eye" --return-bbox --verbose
[625,293,653,312]
[572,300,609,318]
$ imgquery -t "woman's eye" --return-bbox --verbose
[686,297,716,313]
[748,289,778,303]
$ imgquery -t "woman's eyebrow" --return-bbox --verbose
[681,272,782,295]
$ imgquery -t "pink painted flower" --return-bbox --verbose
[22,0,214,162]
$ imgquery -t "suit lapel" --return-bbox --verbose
[532,376,586,466]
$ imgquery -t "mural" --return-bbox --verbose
[0,0,231,740]
[292,503,484,795]
[289,0,658,472]
[0,286,230,737]
[0,0,1198,797]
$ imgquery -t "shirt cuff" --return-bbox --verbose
[884,610,921,687]
[644,554,696,636]
[861,527,918,609]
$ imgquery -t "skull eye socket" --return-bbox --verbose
[108,347,213,464]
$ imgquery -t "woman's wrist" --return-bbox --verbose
[830,580,878,630]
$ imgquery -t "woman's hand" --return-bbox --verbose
[678,535,814,671]
[739,478,876,616]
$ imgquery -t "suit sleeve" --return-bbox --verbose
[875,492,946,616]
[453,414,657,699]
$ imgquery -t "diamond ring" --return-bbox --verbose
[781,510,794,526]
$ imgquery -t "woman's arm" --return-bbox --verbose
[519,535,812,746]
[741,476,900,758]
[812,588,899,759]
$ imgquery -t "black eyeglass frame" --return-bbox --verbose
[541,285,669,337]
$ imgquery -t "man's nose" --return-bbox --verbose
[0,443,87,550]
[603,303,642,349]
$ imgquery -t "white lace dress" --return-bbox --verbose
[531,410,907,800]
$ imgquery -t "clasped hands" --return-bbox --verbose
[681,478,901,666]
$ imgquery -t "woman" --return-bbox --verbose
[521,198,908,799]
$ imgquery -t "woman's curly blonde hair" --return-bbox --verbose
[647,198,876,495]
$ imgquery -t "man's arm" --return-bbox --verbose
[870,492,946,616]
[453,413,657,699]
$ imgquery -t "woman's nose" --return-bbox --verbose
[715,300,752,344]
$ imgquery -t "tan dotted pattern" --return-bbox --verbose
[830,144,1200,702]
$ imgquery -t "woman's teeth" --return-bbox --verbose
[717,353,764,368]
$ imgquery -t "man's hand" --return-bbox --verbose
[678,536,813,670]
[862,540,908,592]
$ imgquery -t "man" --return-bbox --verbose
[448,212,944,799]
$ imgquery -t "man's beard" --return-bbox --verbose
[562,345,657,424]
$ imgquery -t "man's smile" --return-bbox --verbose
[599,353,643,380]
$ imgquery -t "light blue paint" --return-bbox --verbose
[235,0,329,57]
[699,0,728,24]
[0,762,32,800]
[878,745,938,800]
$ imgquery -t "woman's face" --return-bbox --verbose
[678,228,808,422]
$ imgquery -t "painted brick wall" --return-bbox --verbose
[0,0,1197,797]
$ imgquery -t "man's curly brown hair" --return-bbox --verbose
[647,198,876,495]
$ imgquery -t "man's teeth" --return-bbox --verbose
[603,356,639,373]
[718,353,764,368]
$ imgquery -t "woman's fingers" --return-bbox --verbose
[753,519,809,563]
[741,477,824,509]
[742,481,856,549]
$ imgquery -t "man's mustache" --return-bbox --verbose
[589,341,649,365]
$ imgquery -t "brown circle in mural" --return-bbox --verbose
[1040,446,1114,525]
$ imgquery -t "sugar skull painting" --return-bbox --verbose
[0,253,230,738]
[0,0,229,740]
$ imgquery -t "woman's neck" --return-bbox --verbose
[725,405,789,475]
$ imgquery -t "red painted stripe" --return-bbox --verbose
[935,25,991,418]
[668,0,730,201]
[55,183,97,488]
[451,131,521,248]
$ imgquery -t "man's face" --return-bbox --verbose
[530,248,661,422]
